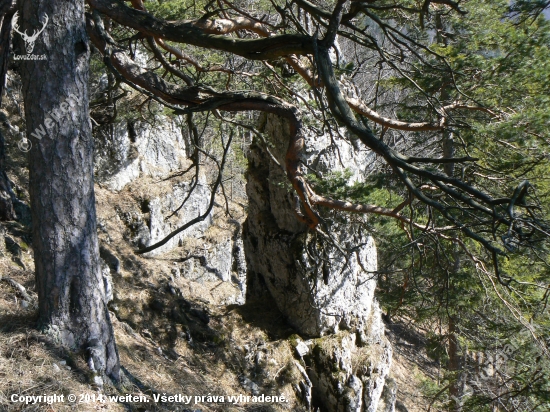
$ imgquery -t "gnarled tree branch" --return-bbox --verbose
[87,0,313,60]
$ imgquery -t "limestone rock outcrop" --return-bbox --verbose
[93,119,212,255]
[94,119,188,192]
[243,114,393,411]
[93,118,245,302]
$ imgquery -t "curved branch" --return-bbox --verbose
[87,0,313,60]
[347,97,443,131]
[136,131,233,255]
[313,36,510,257]
[155,37,231,75]
[154,37,257,77]
[92,0,494,134]
[146,37,194,86]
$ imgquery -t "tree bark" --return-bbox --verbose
[448,314,461,411]
[18,0,119,380]
[0,0,15,98]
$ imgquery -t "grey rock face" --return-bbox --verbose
[145,180,213,256]
[94,117,246,302]
[93,118,214,255]
[94,119,187,191]
[100,259,113,304]
[243,114,393,411]
[231,234,248,302]
[244,115,377,337]
[0,225,5,255]
[304,305,393,412]
[112,177,214,257]
[376,377,397,412]
[240,376,261,396]
[179,237,233,282]
[173,227,247,304]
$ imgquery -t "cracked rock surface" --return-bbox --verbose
[244,114,394,411]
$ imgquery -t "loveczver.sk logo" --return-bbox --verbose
[11,11,48,60]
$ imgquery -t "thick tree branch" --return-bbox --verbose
[347,98,443,131]
[94,0,492,135]
[87,0,313,60]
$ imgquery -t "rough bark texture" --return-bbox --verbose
[18,0,119,380]
[0,1,15,99]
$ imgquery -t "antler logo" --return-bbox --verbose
[11,11,49,54]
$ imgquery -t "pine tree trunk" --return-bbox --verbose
[448,315,461,411]
[446,144,462,412]
[445,131,461,412]
[437,13,461,405]
[18,0,119,380]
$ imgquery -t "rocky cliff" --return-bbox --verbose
[95,113,396,411]
[0,108,395,411]
[243,114,393,411]
[92,119,250,300]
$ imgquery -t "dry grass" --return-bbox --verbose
[0,190,306,412]
[0,265,120,412]
[0,261,305,412]
[0,278,303,412]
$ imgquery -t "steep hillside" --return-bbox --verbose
[0,218,434,412]
[0,93,434,412]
